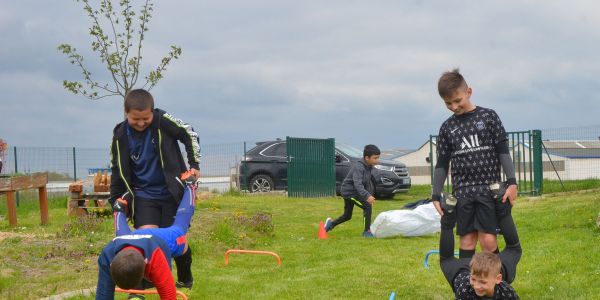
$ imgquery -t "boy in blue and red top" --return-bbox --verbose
[95,175,196,300]
[431,69,518,259]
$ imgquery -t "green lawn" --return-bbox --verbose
[0,186,598,299]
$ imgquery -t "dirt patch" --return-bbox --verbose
[0,231,38,242]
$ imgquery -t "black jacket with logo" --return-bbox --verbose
[110,108,200,217]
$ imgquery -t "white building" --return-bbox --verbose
[392,140,600,185]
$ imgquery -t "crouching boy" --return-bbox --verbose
[95,175,196,300]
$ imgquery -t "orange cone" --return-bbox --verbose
[318,221,328,239]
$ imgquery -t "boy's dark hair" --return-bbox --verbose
[470,251,502,277]
[110,249,145,289]
[438,68,467,99]
[124,89,154,112]
[363,144,381,158]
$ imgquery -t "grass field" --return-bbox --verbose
[0,183,599,299]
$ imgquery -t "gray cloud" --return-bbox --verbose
[1,1,600,151]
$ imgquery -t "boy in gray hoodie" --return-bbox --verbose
[325,144,380,237]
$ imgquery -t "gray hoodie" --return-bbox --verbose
[340,159,375,202]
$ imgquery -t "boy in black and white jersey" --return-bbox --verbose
[431,69,518,258]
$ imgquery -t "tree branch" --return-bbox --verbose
[132,0,151,87]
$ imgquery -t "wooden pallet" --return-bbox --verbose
[68,171,111,216]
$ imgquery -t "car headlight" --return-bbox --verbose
[380,177,393,185]
[374,165,394,172]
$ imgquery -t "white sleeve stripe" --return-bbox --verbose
[163,113,201,163]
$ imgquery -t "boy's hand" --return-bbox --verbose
[367,196,376,205]
[190,168,200,178]
[113,192,131,214]
[502,185,518,206]
[181,170,199,187]
[433,200,443,216]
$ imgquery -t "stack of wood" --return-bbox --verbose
[67,171,111,216]
[93,170,110,192]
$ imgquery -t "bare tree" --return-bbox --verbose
[58,0,182,101]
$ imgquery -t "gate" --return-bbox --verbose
[286,137,335,198]
[429,130,543,195]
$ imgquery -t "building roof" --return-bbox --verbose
[541,140,600,158]
[515,140,600,159]
[381,148,413,160]
[394,139,600,159]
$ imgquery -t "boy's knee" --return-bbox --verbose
[480,238,498,252]
[460,233,477,249]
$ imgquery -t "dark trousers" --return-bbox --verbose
[331,197,372,232]
[440,198,522,286]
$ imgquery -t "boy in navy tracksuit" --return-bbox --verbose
[324,145,380,237]
[110,89,200,293]
[95,175,196,300]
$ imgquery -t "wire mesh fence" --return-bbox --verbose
[0,141,261,194]
[0,125,598,195]
[540,125,600,181]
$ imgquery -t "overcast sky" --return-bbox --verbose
[1,1,599,150]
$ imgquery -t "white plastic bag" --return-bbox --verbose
[371,203,441,238]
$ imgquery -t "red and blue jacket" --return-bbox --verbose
[95,234,177,300]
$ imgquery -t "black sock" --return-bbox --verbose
[175,246,193,283]
[459,248,475,259]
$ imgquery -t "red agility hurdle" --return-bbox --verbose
[225,249,281,267]
[115,288,188,299]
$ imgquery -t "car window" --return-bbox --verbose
[260,142,287,157]
[335,150,350,162]
[336,143,363,158]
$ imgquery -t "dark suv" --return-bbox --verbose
[239,140,411,198]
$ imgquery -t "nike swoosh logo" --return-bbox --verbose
[451,128,459,133]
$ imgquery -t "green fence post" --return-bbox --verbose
[73,147,77,181]
[13,146,17,175]
[429,135,434,186]
[13,146,19,207]
[531,130,543,195]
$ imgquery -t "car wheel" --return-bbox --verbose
[249,174,274,193]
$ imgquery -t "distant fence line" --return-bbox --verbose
[403,125,600,186]
[1,125,599,192]
[0,141,259,184]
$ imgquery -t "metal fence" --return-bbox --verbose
[0,144,247,179]
[0,142,253,193]
[1,125,598,195]
[539,125,600,182]
[424,125,600,196]
[429,130,543,195]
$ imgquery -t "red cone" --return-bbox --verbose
[318,221,328,239]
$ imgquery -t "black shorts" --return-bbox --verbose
[456,192,497,235]
[133,196,178,228]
